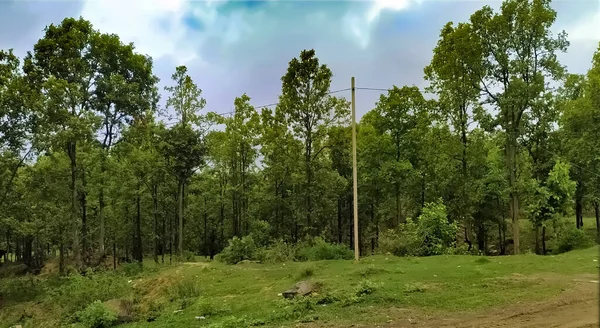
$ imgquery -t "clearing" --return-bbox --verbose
[0,247,598,328]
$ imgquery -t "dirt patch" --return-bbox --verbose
[386,279,599,328]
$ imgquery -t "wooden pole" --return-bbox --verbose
[351,77,359,261]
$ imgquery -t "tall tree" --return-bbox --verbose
[24,18,101,267]
[162,65,207,255]
[433,0,569,253]
[91,32,159,255]
[278,49,349,236]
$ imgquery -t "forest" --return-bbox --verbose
[0,0,599,276]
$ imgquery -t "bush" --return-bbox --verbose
[260,239,297,263]
[249,220,272,247]
[76,300,118,328]
[551,223,594,254]
[416,200,458,256]
[217,236,258,264]
[378,219,420,256]
[297,237,354,261]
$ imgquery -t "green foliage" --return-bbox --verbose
[416,200,459,256]
[75,300,118,328]
[260,240,298,263]
[217,236,258,264]
[549,221,594,254]
[296,237,354,261]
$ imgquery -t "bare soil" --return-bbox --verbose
[388,277,599,328]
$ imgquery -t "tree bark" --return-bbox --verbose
[575,192,583,229]
[134,181,143,262]
[67,141,81,268]
[507,130,520,254]
[177,179,184,256]
[594,201,599,242]
[152,184,159,264]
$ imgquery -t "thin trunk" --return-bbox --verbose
[507,131,520,254]
[337,198,343,244]
[68,141,81,267]
[134,181,143,262]
[177,179,184,256]
[535,225,540,255]
[113,242,116,270]
[59,229,65,275]
[575,192,583,229]
[152,184,159,264]
[98,155,106,256]
[594,201,599,242]
[203,196,208,256]
[306,134,313,237]
[542,226,547,255]
[81,165,88,266]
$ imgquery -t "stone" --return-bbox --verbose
[281,281,316,299]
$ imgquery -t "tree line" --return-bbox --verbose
[0,0,599,273]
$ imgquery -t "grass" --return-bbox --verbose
[1,245,598,328]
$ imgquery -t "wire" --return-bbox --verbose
[161,87,353,126]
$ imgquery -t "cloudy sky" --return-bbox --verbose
[1,0,599,119]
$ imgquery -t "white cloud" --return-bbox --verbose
[80,0,199,65]
[344,0,422,48]
[568,11,600,42]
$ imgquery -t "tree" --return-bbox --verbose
[162,65,207,256]
[24,17,102,268]
[433,0,569,253]
[278,49,349,237]
[91,32,159,255]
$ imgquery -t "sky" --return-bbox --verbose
[1,0,599,120]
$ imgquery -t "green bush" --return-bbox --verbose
[297,237,354,261]
[378,219,420,256]
[249,220,272,247]
[260,239,297,263]
[75,300,118,328]
[551,223,594,254]
[217,236,258,264]
[416,200,459,256]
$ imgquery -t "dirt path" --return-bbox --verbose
[388,278,599,328]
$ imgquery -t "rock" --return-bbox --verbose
[281,281,317,299]
[104,299,134,323]
[195,316,206,320]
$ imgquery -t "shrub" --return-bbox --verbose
[217,236,258,264]
[297,237,354,261]
[378,219,420,256]
[75,300,118,328]
[260,239,297,263]
[415,200,458,256]
[551,223,594,254]
[249,220,272,247]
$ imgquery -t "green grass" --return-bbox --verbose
[1,246,597,328]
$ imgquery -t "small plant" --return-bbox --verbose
[356,265,389,278]
[355,279,379,296]
[404,282,427,293]
[170,278,201,300]
[296,265,315,279]
[218,236,258,264]
[297,237,354,261]
[75,300,118,328]
[474,257,491,264]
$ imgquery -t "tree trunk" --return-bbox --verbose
[507,131,520,254]
[152,184,159,264]
[595,201,599,242]
[535,224,540,255]
[134,181,143,263]
[67,141,81,267]
[575,192,583,229]
[81,165,88,266]
[177,179,184,256]
[98,155,106,256]
[542,226,547,255]
[337,198,343,244]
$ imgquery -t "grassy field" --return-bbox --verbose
[1,245,598,328]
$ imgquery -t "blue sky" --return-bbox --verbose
[1,0,599,119]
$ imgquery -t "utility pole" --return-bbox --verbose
[351,77,359,261]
